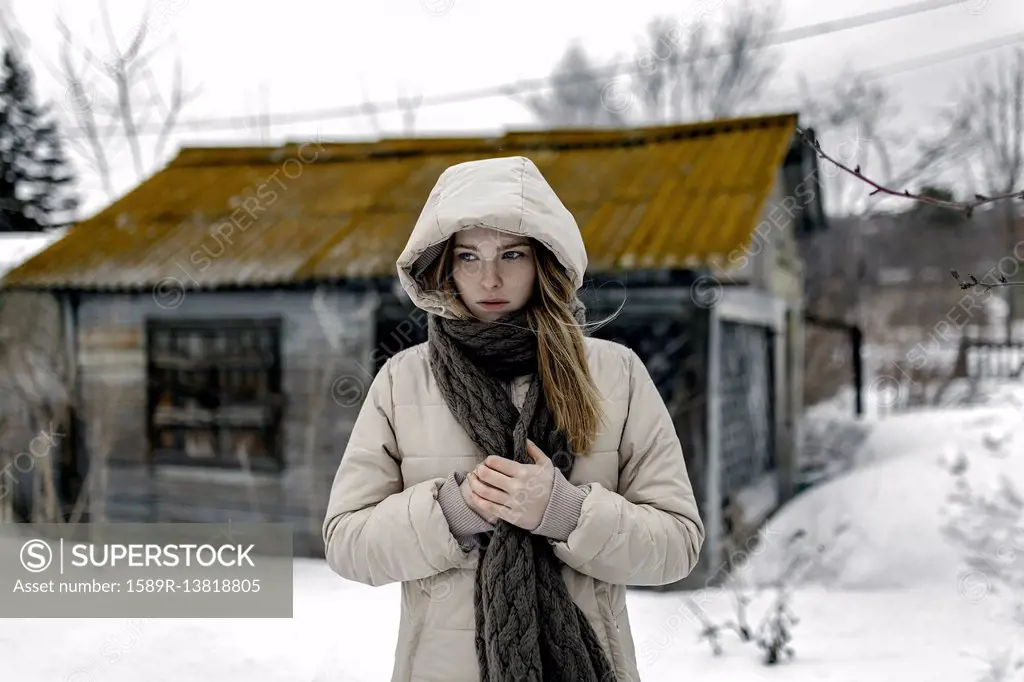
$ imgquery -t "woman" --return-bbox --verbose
[323,155,705,682]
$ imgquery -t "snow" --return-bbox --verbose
[3,379,1024,681]
[731,473,779,528]
[0,561,1010,682]
[0,230,67,280]
[761,380,1024,590]
[633,585,1007,681]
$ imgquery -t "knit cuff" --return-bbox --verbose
[438,471,496,541]
[531,467,588,541]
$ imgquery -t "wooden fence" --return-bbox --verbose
[952,338,1024,380]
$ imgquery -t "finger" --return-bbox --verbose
[525,439,549,464]
[468,471,509,506]
[483,455,527,478]
[467,479,503,521]
[496,498,528,528]
[470,490,504,522]
[474,463,515,492]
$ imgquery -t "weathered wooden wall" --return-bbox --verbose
[74,288,375,556]
[0,290,72,522]
[582,282,713,589]
[69,273,798,578]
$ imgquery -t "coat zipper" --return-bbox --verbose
[594,582,622,678]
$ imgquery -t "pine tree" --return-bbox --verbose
[0,46,79,232]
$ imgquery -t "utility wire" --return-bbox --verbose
[760,29,1024,110]
[54,0,979,137]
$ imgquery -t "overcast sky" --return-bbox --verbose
[4,0,1023,216]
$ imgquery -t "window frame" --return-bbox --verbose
[144,317,284,473]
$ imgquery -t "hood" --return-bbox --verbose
[395,155,587,319]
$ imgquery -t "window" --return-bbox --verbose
[145,319,283,472]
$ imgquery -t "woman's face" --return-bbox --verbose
[451,227,537,322]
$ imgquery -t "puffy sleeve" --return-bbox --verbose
[322,357,478,586]
[548,348,705,585]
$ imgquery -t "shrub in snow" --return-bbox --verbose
[969,648,1024,682]
[686,522,850,665]
[941,446,1024,620]
[755,588,798,665]
[683,596,729,656]
[941,407,1024,682]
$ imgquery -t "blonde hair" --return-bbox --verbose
[420,236,604,454]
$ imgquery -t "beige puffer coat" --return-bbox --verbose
[323,156,705,682]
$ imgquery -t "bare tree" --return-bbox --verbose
[798,73,899,218]
[515,42,630,128]
[798,98,1022,218]
[797,68,975,218]
[56,0,199,200]
[793,69,996,411]
[0,0,24,49]
[520,1,781,128]
[632,1,781,124]
[793,75,900,408]
[949,48,1024,341]
[798,92,1024,293]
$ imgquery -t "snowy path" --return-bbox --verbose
[0,560,1007,682]
[3,381,1022,681]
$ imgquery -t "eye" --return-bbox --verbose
[503,251,526,260]
[456,252,478,261]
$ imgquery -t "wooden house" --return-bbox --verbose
[0,112,827,586]
[0,229,74,523]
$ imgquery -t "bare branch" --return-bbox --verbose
[949,270,1024,291]
[137,56,172,120]
[121,20,149,66]
[515,42,631,128]
[153,53,187,160]
[704,0,782,118]
[99,0,146,179]
[799,50,1024,307]
[623,1,781,125]
[795,127,1024,219]
[54,0,194,191]
[56,15,115,198]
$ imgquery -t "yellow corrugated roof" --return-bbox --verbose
[2,112,799,290]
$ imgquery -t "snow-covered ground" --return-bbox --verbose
[2,379,1023,681]
[0,230,67,280]
[0,562,1009,682]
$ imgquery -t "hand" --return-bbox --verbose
[459,473,499,525]
[464,440,555,531]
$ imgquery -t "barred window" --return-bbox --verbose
[145,319,283,472]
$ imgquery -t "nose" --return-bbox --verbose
[479,259,502,289]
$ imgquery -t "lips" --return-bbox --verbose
[478,300,508,307]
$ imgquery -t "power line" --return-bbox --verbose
[56,0,972,138]
[757,0,963,47]
[760,29,1024,110]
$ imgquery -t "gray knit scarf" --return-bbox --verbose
[427,303,618,682]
